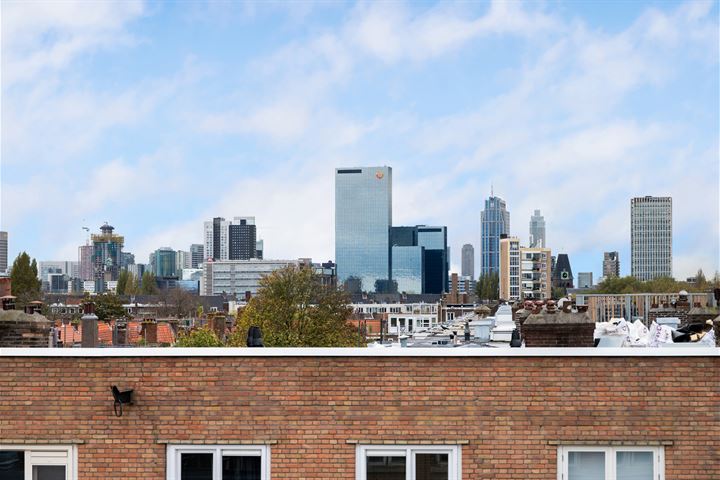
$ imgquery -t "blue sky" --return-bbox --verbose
[1,0,718,281]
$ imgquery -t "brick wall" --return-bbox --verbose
[1,353,718,479]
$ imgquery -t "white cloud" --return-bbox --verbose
[1,0,145,87]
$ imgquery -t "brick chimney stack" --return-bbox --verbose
[81,302,98,348]
[142,318,158,345]
[523,304,595,347]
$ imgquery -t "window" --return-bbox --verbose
[356,445,460,480]
[0,445,77,480]
[167,445,269,480]
[557,446,664,480]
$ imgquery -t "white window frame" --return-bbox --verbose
[557,445,664,480]
[356,444,461,480]
[0,444,77,480]
[166,444,270,480]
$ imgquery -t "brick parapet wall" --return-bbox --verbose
[0,354,718,479]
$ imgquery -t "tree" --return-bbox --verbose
[141,271,158,295]
[158,287,198,318]
[475,272,499,302]
[94,293,126,321]
[116,270,129,296]
[9,252,41,307]
[175,327,224,347]
[125,272,140,295]
[231,265,362,347]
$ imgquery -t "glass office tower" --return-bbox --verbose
[480,196,510,277]
[335,166,392,292]
[417,226,449,294]
[391,245,424,294]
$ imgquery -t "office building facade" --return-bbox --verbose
[480,195,510,277]
[190,244,204,269]
[390,225,449,294]
[603,251,620,279]
[201,259,298,297]
[577,272,593,289]
[529,210,546,248]
[631,196,672,281]
[461,244,474,279]
[78,245,94,281]
[152,248,177,279]
[0,231,7,273]
[335,166,392,292]
[417,226,449,294]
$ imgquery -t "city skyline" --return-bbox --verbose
[2,1,718,281]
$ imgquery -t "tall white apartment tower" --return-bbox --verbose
[631,196,672,281]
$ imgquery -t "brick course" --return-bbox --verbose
[1,353,718,479]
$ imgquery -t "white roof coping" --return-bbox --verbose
[0,347,717,357]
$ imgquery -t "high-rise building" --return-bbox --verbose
[176,250,191,273]
[461,244,474,279]
[631,196,672,281]
[335,166,392,292]
[529,210,546,248]
[603,252,620,279]
[480,195,510,277]
[0,231,7,273]
[255,240,264,260]
[204,217,258,262]
[190,244,204,268]
[91,223,124,292]
[499,237,521,301]
[78,245,94,281]
[121,252,135,270]
[577,272,593,289]
[417,226,449,294]
[389,225,448,294]
[152,248,177,279]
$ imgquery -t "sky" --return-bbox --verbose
[1,0,718,281]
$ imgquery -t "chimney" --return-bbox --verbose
[142,318,158,345]
[207,313,226,341]
[522,309,595,347]
[81,302,98,348]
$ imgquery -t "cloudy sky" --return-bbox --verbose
[1,0,718,280]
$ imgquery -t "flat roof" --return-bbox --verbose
[0,347,717,357]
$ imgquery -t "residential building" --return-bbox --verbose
[204,217,258,262]
[552,253,574,292]
[499,237,521,301]
[335,166,392,292]
[78,245,94,281]
[603,251,620,278]
[631,196,672,281]
[152,248,177,279]
[480,194,510,276]
[529,209,546,248]
[1,349,714,480]
[577,272,593,289]
[91,223,124,292]
[201,259,299,297]
[0,231,7,273]
[519,246,552,300]
[189,244,204,269]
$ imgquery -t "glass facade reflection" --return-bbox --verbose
[335,167,392,292]
[391,246,424,294]
[481,196,510,277]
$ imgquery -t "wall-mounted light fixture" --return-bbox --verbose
[111,385,134,417]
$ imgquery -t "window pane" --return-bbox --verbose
[181,453,213,480]
[617,452,653,480]
[367,456,406,480]
[568,451,605,480]
[415,453,448,480]
[0,451,24,480]
[32,465,65,480]
[223,455,261,480]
